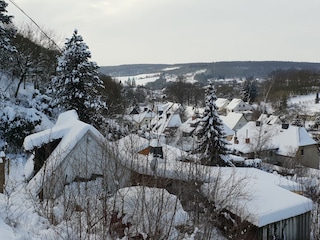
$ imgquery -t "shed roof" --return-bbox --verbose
[202,167,313,227]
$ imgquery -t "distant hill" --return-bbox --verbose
[99,61,320,79]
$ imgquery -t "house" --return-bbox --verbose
[117,134,191,165]
[220,112,248,131]
[226,98,253,113]
[151,102,183,134]
[215,98,230,114]
[123,109,156,130]
[24,110,132,199]
[230,121,320,169]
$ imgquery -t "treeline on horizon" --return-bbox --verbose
[99,61,320,79]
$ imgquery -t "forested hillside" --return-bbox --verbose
[100,61,320,80]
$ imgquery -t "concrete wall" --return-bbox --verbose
[272,145,319,169]
[295,145,319,169]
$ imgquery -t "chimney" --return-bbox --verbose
[282,123,289,129]
[245,129,250,143]
[151,146,163,159]
[0,151,6,193]
[150,136,165,159]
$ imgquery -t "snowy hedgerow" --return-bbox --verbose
[196,80,229,166]
[48,29,107,129]
[0,106,41,149]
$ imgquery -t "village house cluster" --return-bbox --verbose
[21,96,319,239]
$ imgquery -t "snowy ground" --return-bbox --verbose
[0,156,56,239]
[288,93,320,113]
[0,154,228,240]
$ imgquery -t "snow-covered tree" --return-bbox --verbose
[291,115,304,127]
[196,80,228,166]
[0,0,16,52]
[49,30,107,128]
[241,78,257,103]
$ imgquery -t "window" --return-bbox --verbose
[300,148,304,156]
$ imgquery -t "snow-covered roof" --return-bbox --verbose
[202,167,312,227]
[223,123,234,136]
[25,110,105,194]
[167,114,182,128]
[226,98,253,112]
[179,118,196,134]
[220,112,246,130]
[154,102,182,114]
[231,121,317,156]
[150,102,183,134]
[152,113,182,134]
[215,98,229,109]
[124,111,156,124]
[113,135,312,227]
[226,98,243,110]
[257,114,282,125]
[116,134,189,164]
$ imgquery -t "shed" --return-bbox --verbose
[24,110,131,199]
[201,167,313,240]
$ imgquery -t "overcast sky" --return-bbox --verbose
[7,0,320,66]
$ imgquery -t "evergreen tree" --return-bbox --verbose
[196,81,229,166]
[241,78,257,103]
[0,0,16,75]
[49,30,107,128]
[0,0,16,52]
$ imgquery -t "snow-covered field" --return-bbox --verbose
[115,72,161,86]
[113,67,204,86]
